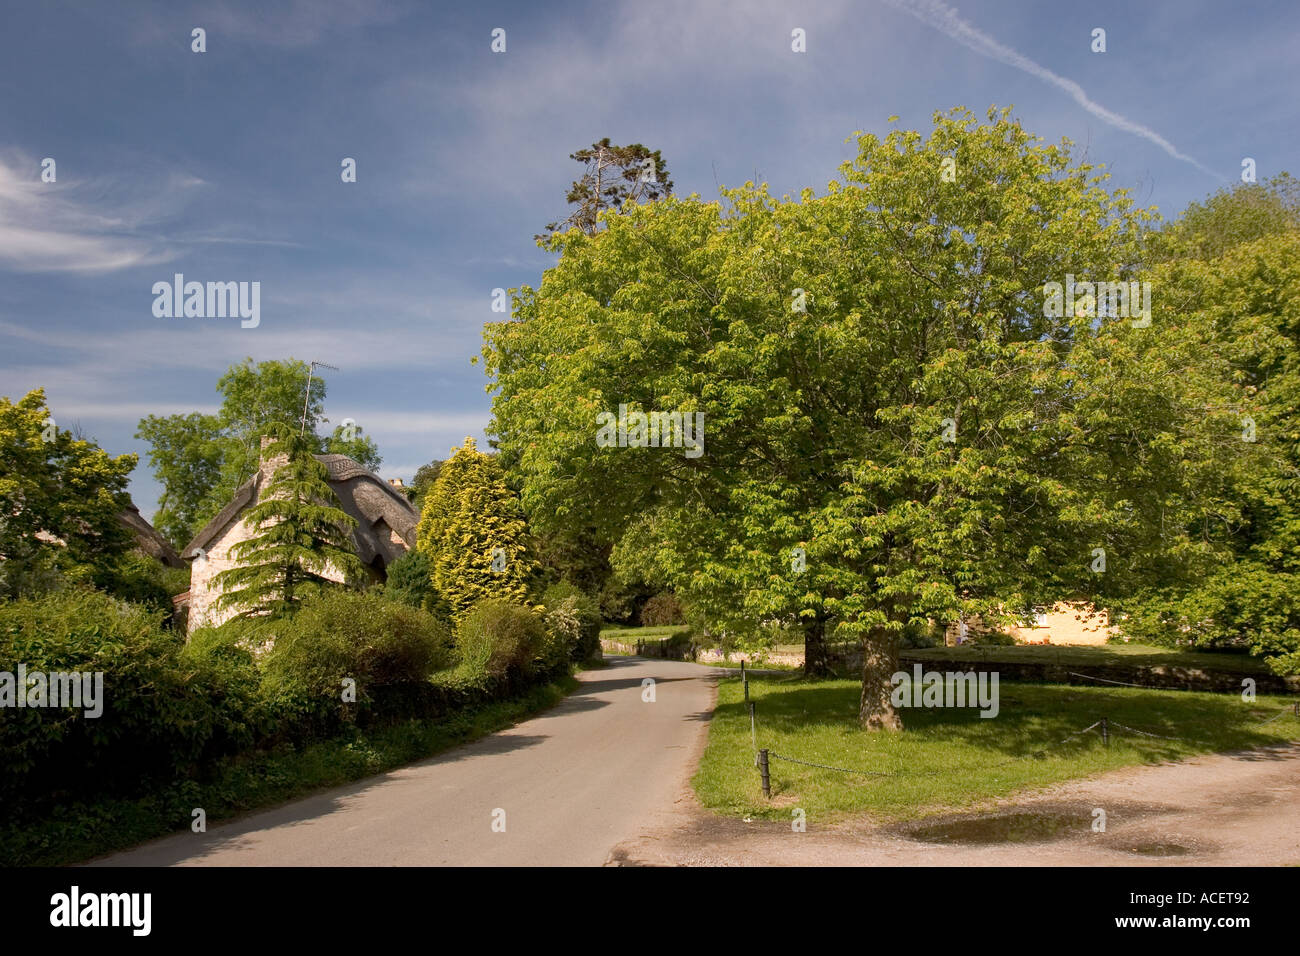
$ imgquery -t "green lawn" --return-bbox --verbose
[693,675,1299,822]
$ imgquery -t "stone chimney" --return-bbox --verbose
[258,434,290,485]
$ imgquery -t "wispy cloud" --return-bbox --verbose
[881,0,1221,178]
[0,153,199,273]
[127,0,410,49]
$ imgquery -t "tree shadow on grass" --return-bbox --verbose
[720,682,1297,762]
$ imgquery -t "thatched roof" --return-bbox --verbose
[184,454,419,569]
[118,503,184,568]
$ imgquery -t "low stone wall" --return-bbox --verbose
[600,637,694,660]
[694,648,804,668]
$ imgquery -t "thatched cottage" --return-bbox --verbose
[118,503,184,568]
[179,441,418,634]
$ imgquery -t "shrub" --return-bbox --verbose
[455,600,548,681]
[0,590,257,809]
[261,590,454,725]
[639,592,685,627]
[92,551,180,615]
[382,551,436,610]
[967,629,1018,646]
[899,619,943,649]
[542,581,602,662]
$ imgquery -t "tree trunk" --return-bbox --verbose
[859,621,903,730]
[803,614,833,678]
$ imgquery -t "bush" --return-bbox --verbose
[639,592,685,627]
[967,629,1018,646]
[455,600,549,682]
[899,619,943,649]
[261,590,454,731]
[0,590,258,810]
[542,581,602,662]
[382,551,438,611]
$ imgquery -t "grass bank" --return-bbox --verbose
[693,676,1299,822]
[2,674,578,867]
[904,642,1274,674]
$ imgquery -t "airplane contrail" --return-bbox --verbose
[882,0,1221,178]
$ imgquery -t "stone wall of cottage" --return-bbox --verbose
[187,507,357,634]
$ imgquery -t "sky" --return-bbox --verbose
[1,0,1296,526]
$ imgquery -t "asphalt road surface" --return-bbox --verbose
[92,656,716,867]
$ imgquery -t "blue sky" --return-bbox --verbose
[1,0,1295,524]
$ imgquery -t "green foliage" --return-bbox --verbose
[0,590,259,810]
[92,550,186,615]
[213,424,365,620]
[1155,172,1300,262]
[416,437,536,619]
[542,581,602,661]
[323,422,382,472]
[454,600,550,680]
[596,571,655,625]
[382,551,438,610]
[408,459,443,508]
[487,106,1226,721]
[531,525,615,598]
[134,411,223,548]
[0,389,136,600]
[260,591,454,718]
[1116,211,1300,673]
[639,592,685,627]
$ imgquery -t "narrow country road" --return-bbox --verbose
[92,656,716,867]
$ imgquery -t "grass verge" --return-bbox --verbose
[2,674,578,866]
[693,676,1299,822]
[904,642,1274,674]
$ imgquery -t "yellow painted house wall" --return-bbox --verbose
[945,602,1119,646]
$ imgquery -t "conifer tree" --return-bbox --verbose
[213,424,363,619]
[415,437,534,618]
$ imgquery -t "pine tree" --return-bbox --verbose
[213,424,364,620]
[415,437,534,618]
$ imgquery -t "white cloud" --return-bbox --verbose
[0,153,201,273]
[880,0,1220,178]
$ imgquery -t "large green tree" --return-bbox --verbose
[1118,176,1300,673]
[134,411,224,549]
[485,107,1235,727]
[0,389,136,598]
[212,424,364,620]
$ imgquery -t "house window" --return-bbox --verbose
[1033,608,1049,628]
